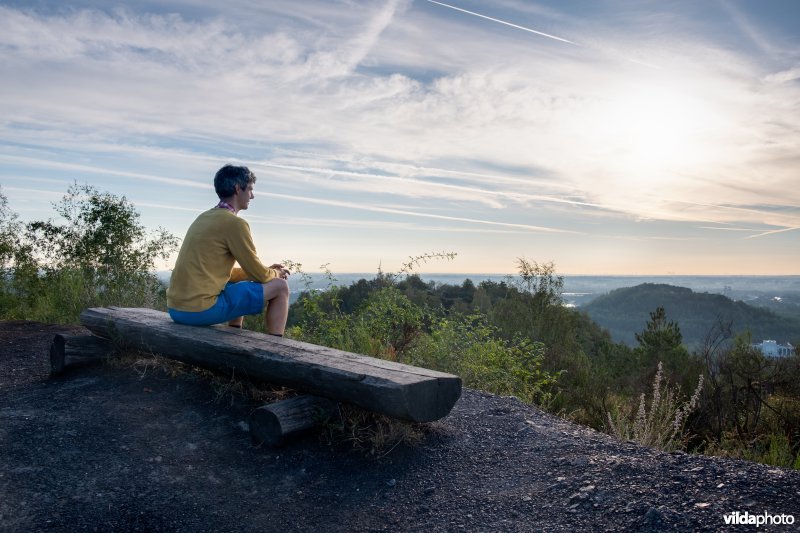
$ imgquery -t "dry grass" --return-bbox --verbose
[319,403,428,457]
[106,348,427,456]
[606,362,704,452]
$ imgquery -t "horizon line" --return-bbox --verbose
[153,270,800,277]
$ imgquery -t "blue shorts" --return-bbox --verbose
[168,282,265,326]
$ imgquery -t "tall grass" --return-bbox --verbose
[606,362,704,452]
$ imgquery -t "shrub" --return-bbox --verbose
[1,183,178,323]
[606,362,704,451]
[407,313,559,406]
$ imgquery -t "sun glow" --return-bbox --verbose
[598,81,716,189]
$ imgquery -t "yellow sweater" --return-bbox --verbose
[167,208,278,312]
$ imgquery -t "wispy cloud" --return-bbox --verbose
[246,214,530,234]
[0,154,209,190]
[262,191,579,234]
[764,65,800,84]
[253,160,603,210]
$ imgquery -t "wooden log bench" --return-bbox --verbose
[79,308,462,438]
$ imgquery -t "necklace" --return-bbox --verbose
[215,200,236,213]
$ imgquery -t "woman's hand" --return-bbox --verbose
[270,264,290,279]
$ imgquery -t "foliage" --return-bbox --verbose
[406,313,559,406]
[633,306,698,393]
[286,257,560,407]
[285,262,800,469]
[0,182,178,323]
[694,326,800,467]
[583,283,800,349]
[0,188,22,313]
[512,258,564,306]
[398,251,457,278]
[606,362,704,451]
[0,188,19,268]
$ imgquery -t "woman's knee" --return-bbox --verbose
[263,278,289,301]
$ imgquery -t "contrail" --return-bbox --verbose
[254,160,600,209]
[261,191,580,234]
[745,226,800,239]
[425,0,578,46]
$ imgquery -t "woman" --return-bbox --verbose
[166,165,290,335]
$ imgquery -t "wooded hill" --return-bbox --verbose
[582,283,800,348]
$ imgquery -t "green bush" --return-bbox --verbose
[406,313,558,406]
[0,183,177,323]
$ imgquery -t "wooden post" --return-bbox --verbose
[250,395,339,447]
[80,307,462,422]
[50,334,114,375]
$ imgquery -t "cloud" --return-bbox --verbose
[764,65,800,84]
[0,154,210,190]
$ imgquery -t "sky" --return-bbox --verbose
[1,0,799,275]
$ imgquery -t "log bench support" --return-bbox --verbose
[250,395,339,447]
[50,334,114,375]
[79,307,462,423]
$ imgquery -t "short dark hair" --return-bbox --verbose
[214,165,256,198]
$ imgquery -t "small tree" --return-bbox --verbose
[4,182,179,322]
[0,188,18,269]
[635,306,693,390]
[26,182,177,275]
[0,188,24,315]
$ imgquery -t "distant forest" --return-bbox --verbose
[582,283,800,348]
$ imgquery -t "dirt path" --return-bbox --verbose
[1,320,799,532]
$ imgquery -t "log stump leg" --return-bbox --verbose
[50,334,114,375]
[250,395,339,447]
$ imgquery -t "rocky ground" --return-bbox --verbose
[1,320,799,532]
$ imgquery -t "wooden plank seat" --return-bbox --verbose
[79,307,462,423]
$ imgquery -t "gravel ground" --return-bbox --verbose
[1,320,799,532]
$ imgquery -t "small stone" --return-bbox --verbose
[643,507,664,526]
[386,479,397,487]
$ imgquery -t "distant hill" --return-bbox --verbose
[582,283,800,348]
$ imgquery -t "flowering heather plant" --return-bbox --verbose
[607,362,704,452]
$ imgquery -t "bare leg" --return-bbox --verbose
[228,316,244,327]
[262,278,290,335]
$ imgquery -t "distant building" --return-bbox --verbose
[752,340,796,358]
